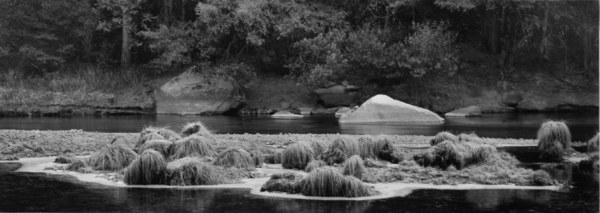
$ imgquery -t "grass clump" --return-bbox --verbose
[304,160,327,172]
[66,158,92,173]
[415,140,497,170]
[249,150,264,168]
[264,150,282,164]
[139,127,182,144]
[138,140,171,156]
[134,133,165,151]
[181,121,212,137]
[298,167,375,197]
[110,136,130,147]
[214,147,255,169]
[166,157,223,186]
[124,150,167,185]
[300,141,327,158]
[343,155,365,178]
[358,138,403,163]
[260,172,303,194]
[282,143,314,170]
[458,133,483,143]
[587,133,599,154]
[430,131,457,146]
[54,153,76,164]
[88,144,138,171]
[537,121,571,161]
[170,136,217,160]
[322,138,360,165]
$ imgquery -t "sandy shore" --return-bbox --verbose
[2,156,562,201]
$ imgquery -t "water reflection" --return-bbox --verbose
[465,190,552,210]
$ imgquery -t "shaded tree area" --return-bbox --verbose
[0,0,597,99]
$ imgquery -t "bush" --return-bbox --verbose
[358,138,402,163]
[88,144,138,171]
[170,136,217,160]
[138,140,171,156]
[322,138,360,165]
[249,150,264,168]
[124,150,167,185]
[282,143,314,170]
[430,131,457,146]
[298,167,375,197]
[181,121,212,137]
[304,160,327,172]
[260,172,303,194]
[166,157,222,186]
[537,121,571,161]
[588,133,599,154]
[214,147,255,169]
[54,153,76,164]
[343,155,365,178]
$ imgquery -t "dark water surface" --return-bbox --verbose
[0,160,597,213]
[0,112,598,141]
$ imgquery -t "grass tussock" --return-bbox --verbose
[166,157,223,185]
[260,172,303,194]
[430,131,457,146]
[300,140,327,157]
[322,138,360,165]
[249,150,264,168]
[181,121,212,137]
[214,147,255,169]
[124,150,167,185]
[88,144,138,171]
[343,155,365,178]
[298,167,375,197]
[358,138,403,163]
[282,143,314,170]
[304,160,327,172]
[170,136,217,160]
[264,150,282,164]
[54,153,76,164]
[66,158,92,173]
[110,136,130,147]
[138,140,171,156]
[135,133,165,151]
[458,133,483,143]
[139,127,182,144]
[587,133,599,154]
[415,140,497,170]
[537,121,571,161]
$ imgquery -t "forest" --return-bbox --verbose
[0,0,598,113]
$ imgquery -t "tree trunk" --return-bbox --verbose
[121,9,132,68]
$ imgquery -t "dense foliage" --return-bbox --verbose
[0,0,597,92]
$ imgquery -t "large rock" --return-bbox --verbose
[156,68,245,115]
[339,94,444,124]
[444,106,482,117]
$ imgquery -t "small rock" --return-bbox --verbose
[271,111,303,118]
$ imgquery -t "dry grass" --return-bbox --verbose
[54,153,76,164]
[430,131,457,146]
[343,155,365,178]
[298,167,375,197]
[170,136,217,160]
[214,147,255,169]
[66,158,92,173]
[181,121,212,137]
[358,138,402,163]
[322,138,360,165]
[304,160,327,172]
[138,140,171,156]
[124,150,167,185]
[537,121,571,161]
[415,140,497,170]
[587,133,599,154]
[458,133,483,143]
[139,127,182,144]
[166,157,223,185]
[264,150,282,164]
[300,140,327,158]
[282,143,314,170]
[134,133,165,151]
[249,150,264,168]
[88,144,138,171]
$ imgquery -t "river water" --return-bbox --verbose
[0,112,598,141]
[0,112,598,212]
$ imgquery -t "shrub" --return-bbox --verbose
[304,160,327,172]
[430,131,457,146]
[54,153,76,164]
[260,172,303,194]
[88,144,138,171]
[124,150,167,185]
[66,158,91,173]
[588,133,599,154]
[282,143,314,170]
[214,147,255,169]
[264,150,282,164]
[170,136,217,160]
[322,138,360,165]
[298,167,375,197]
[249,150,264,168]
[166,157,222,186]
[301,140,327,157]
[537,121,571,160]
[343,155,365,178]
[181,121,212,137]
[358,138,402,163]
[138,140,171,156]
